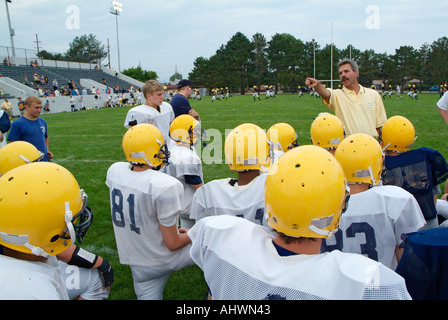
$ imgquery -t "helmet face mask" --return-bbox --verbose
[60,189,93,244]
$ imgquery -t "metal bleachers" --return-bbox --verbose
[0,64,136,98]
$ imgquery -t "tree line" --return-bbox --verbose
[188,32,448,94]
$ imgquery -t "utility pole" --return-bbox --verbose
[34,34,42,54]
[5,0,16,62]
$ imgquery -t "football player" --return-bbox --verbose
[106,124,193,300]
[380,115,448,229]
[0,143,113,300]
[0,162,96,299]
[189,123,270,229]
[187,146,411,299]
[321,133,426,270]
[164,115,204,229]
[124,80,174,146]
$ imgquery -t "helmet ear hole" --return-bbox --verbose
[50,235,60,243]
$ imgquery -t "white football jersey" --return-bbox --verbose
[163,143,203,216]
[322,185,426,269]
[190,173,268,228]
[106,162,191,268]
[0,255,69,300]
[124,102,174,143]
[188,215,411,300]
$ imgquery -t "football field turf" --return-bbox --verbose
[44,91,446,300]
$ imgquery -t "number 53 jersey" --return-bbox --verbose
[322,185,426,270]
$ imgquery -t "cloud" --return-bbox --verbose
[0,0,446,82]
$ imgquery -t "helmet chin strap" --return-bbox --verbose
[64,201,76,246]
[24,242,51,259]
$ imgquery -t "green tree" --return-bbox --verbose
[251,33,268,89]
[223,32,253,94]
[122,66,158,82]
[36,50,66,61]
[428,37,448,84]
[65,34,107,63]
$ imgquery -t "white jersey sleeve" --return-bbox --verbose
[188,215,411,300]
[437,91,448,111]
[322,185,426,269]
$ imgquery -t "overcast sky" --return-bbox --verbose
[0,0,447,83]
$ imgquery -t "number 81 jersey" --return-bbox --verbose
[322,185,426,270]
[106,162,188,267]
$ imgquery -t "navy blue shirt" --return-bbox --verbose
[170,94,191,118]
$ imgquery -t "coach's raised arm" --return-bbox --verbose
[305,58,387,139]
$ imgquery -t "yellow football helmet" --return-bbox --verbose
[224,123,270,172]
[265,145,348,239]
[0,141,43,176]
[0,162,93,257]
[267,123,299,152]
[122,123,170,169]
[170,114,201,147]
[335,133,383,186]
[310,113,345,150]
[380,115,415,152]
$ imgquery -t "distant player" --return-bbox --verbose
[322,133,426,270]
[190,123,270,228]
[164,115,204,228]
[106,124,193,300]
[187,146,411,300]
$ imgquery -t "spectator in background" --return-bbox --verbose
[1,98,13,120]
[17,97,25,117]
[3,58,13,66]
[7,96,53,161]
[53,79,58,91]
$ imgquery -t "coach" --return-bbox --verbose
[171,79,200,121]
[305,59,387,139]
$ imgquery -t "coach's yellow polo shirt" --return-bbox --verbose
[323,85,387,138]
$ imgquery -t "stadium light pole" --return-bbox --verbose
[5,0,16,62]
[110,1,123,72]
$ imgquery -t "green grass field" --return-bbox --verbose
[42,91,446,300]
